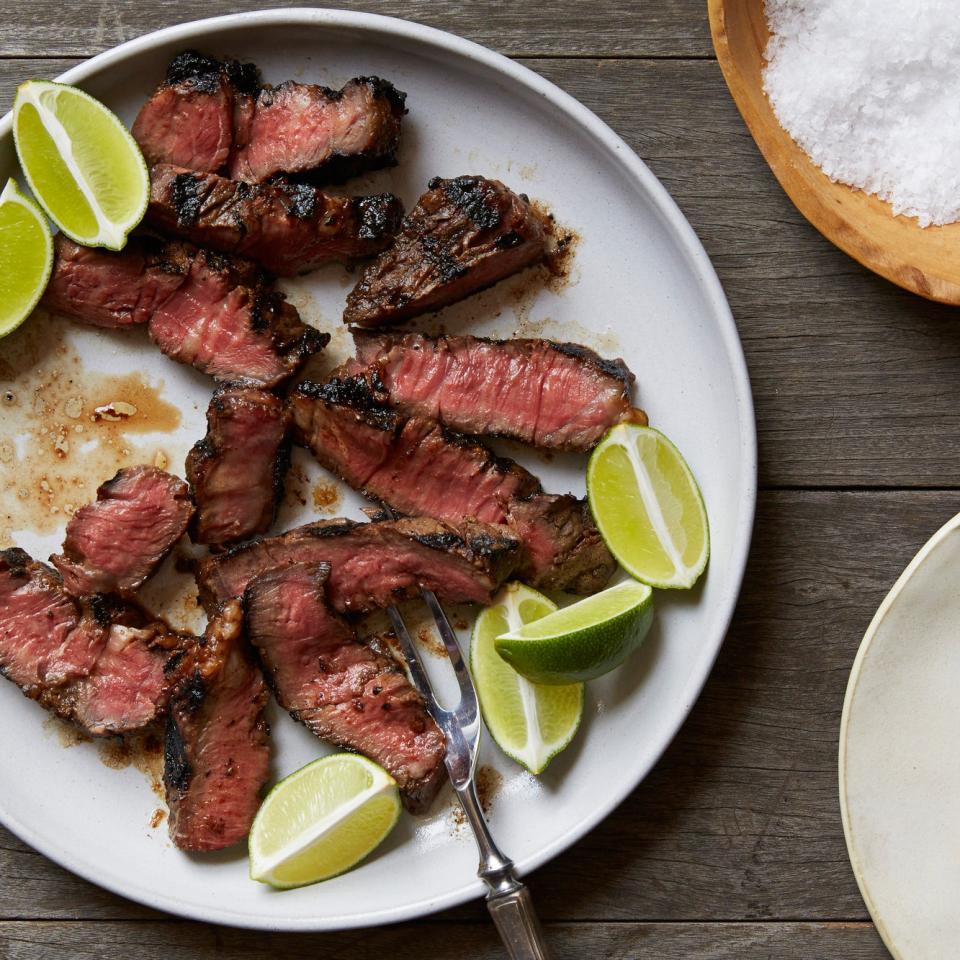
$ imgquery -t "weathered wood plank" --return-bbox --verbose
[0,490,947,922]
[0,920,891,958]
[0,0,713,59]
[1,57,956,486]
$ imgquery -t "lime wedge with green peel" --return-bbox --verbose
[13,80,148,250]
[249,754,401,889]
[0,179,53,338]
[495,580,654,685]
[472,582,583,774]
[587,424,709,589]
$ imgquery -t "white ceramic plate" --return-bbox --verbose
[0,9,756,931]
[841,512,960,960]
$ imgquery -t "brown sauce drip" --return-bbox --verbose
[42,715,92,748]
[312,481,341,514]
[0,313,181,543]
[97,729,165,800]
[416,626,445,658]
[475,765,503,814]
[284,463,309,509]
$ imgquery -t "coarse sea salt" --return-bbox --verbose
[763,0,960,227]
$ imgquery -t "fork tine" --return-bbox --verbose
[385,603,441,713]
[421,588,478,726]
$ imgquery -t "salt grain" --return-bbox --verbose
[763,0,960,227]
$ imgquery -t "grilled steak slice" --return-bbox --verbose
[147,247,328,386]
[229,77,407,184]
[0,549,193,735]
[41,235,190,329]
[165,599,270,851]
[134,52,406,184]
[351,331,643,451]
[132,50,259,172]
[42,236,325,386]
[186,385,289,549]
[343,176,552,327]
[198,516,519,614]
[244,563,445,812]
[148,164,404,275]
[290,379,615,593]
[506,495,616,595]
[51,466,193,597]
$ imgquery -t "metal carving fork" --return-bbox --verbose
[384,563,551,958]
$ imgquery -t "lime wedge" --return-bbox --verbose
[0,179,53,338]
[472,582,583,774]
[13,80,148,250]
[587,424,709,589]
[249,754,401,889]
[495,580,654,685]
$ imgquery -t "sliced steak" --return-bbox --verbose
[198,516,519,614]
[343,176,552,327]
[244,563,445,812]
[290,378,615,593]
[351,331,643,451]
[147,247,328,386]
[134,52,406,184]
[149,165,404,276]
[165,599,270,851]
[229,77,406,183]
[0,549,193,735]
[186,385,289,549]
[290,378,537,523]
[42,237,326,386]
[51,466,193,597]
[41,235,190,329]
[133,50,259,172]
[0,548,78,692]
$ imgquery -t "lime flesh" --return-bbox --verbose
[13,80,148,250]
[472,583,583,774]
[495,580,654,685]
[248,754,401,889]
[0,179,53,338]
[588,424,709,589]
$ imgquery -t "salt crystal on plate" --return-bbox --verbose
[763,0,960,227]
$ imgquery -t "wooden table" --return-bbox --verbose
[2,2,951,956]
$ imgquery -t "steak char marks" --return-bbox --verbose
[186,385,290,549]
[244,563,445,812]
[43,237,328,387]
[132,50,254,172]
[198,516,519,614]
[0,549,193,735]
[147,247,327,387]
[51,466,193,597]
[229,76,407,184]
[149,164,404,276]
[133,51,407,184]
[165,599,270,851]
[343,176,552,327]
[291,378,616,594]
[352,331,645,452]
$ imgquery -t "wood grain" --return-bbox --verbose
[710,0,960,306]
[0,921,891,958]
[0,0,713,59]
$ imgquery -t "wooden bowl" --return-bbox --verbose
[709,0,960,304]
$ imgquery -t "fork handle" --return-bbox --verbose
[455,781,551,959]
[487,877,551,959]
